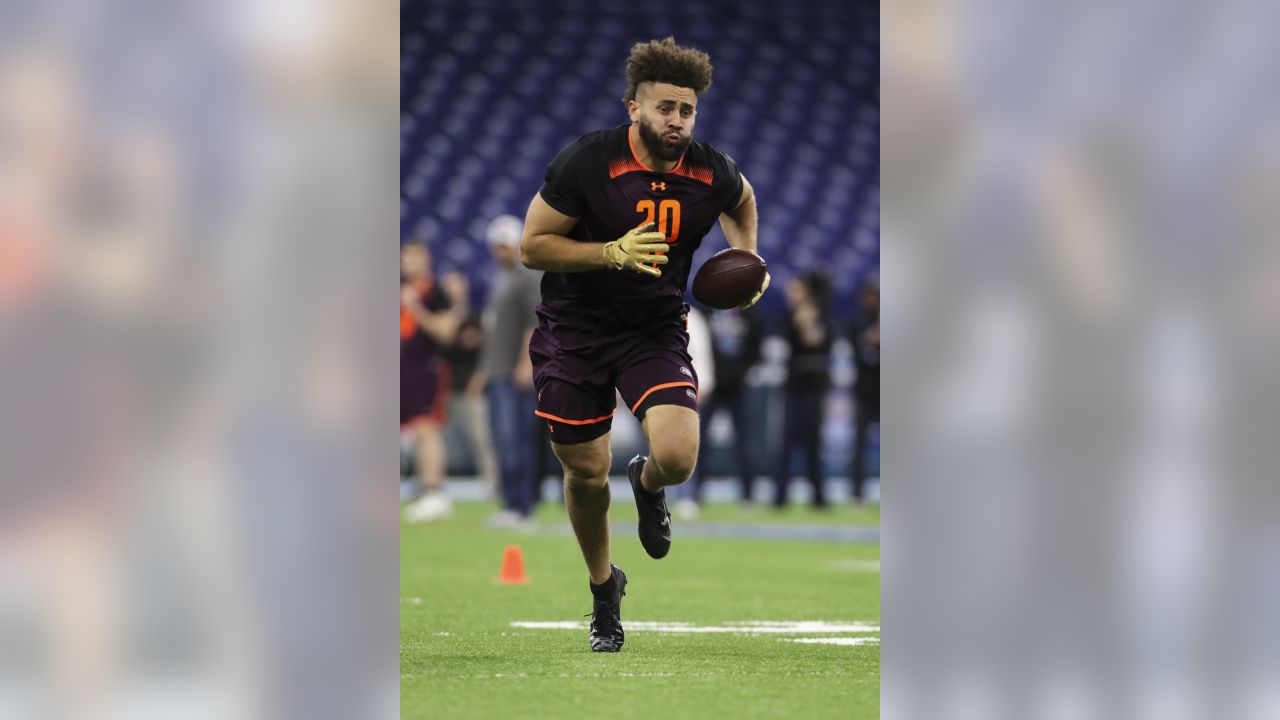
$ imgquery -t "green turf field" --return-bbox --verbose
[402,496,880,719]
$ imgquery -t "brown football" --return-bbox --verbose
[691,248,768,310]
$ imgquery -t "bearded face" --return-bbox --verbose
[630,82,697,164]
[636,111,691,163]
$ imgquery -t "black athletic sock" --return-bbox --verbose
[590,570,617,599]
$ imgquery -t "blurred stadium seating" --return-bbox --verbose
[400,0,879,319]
[402,0,879,491]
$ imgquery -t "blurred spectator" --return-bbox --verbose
[671,304,715,519]
[682,305,764,515]
[478,215,542,527]
[400,242,459,522]
[440,271,500,496]
[773,273,833,509]
[850,280,880,504]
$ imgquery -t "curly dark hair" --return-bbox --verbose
[622,37,713,103]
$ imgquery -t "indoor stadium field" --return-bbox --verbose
[401,500,880,719]
[401,1,880,716]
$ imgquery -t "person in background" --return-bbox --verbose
[670,303,715,520]
[478,215,543,528]
[401,242,461,522]
[773,272,833,509]
[850,279,880,504]
[681,304,763,517]
[440,271,501,499]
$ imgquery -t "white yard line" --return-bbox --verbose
[785,637,881,646]
[508,621,583,630]
[510,620,879,634]
[729,621,880,632]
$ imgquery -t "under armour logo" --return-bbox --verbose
[651,181,666,191]
[547,422,554,433]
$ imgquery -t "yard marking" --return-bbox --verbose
[785,637,880,646]
[509,621,583,630]
[511,620,879,634]
[730,621,879,632]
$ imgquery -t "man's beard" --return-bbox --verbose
[638,118,690,163]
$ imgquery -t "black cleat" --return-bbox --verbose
[628,455,672,559]
[589,565,627,652]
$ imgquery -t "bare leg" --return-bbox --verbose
[463,396,500,497]
[415,422,445,494]
[553,434,613,584]
[639,405,700,493]
[404,420,452,523]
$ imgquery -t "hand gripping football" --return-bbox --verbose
[691,248,768,310]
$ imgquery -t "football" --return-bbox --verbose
[691,248,768,310]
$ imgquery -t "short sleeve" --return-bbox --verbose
[710,146,745,212]
[538,139,592,218]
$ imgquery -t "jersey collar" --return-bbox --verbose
[627,124,685,174]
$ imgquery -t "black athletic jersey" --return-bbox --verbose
[537,124,744,329]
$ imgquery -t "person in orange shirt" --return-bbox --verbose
[400,242,460,522]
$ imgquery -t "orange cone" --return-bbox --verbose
[497,545,528,584]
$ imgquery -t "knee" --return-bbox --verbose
[562,452,611,491]
[652,444,697,485]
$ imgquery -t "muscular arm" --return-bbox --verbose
[519,194,607,272]
[719,175,758,253]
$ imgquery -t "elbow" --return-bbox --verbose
[519,235,538,269]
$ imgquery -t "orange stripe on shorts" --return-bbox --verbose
[534,409,616,426]
[629,381,696,414]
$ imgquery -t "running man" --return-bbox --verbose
[519,37,769,652]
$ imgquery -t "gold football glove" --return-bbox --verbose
[739,270,771,310]
[603,221,669,277]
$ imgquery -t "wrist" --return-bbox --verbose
[602,240,623,271]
